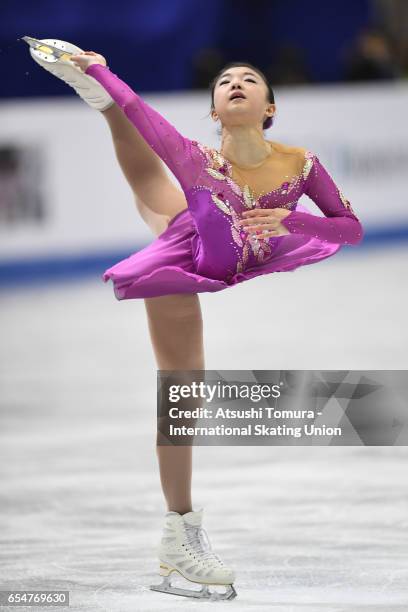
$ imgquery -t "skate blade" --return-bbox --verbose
[150,575,237,601]
[22,36,74,62]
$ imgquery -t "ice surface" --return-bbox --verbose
[1,246,408,611]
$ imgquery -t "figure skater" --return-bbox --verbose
[26,37,364,601]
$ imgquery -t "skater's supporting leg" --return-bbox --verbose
[100,103,188,235]
[144,294,205,515]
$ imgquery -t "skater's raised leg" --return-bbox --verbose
[100,103,188,235]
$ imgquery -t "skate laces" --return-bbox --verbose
[184,524,223,564]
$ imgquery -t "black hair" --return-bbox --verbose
[209,61,275,130]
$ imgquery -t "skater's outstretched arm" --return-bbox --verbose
[72,58,206,191]
[280,153,364,245]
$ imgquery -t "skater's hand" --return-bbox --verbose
[239,207,292,238]
[69,51,107,72]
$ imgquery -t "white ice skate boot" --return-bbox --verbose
[150,508,237,600]
[24,36,114,111]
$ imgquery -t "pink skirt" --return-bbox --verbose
[102,204,341,300]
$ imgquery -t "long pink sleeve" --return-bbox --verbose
[280,155,364,245]
[85,64,205,191]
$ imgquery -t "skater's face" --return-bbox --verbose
[211,66,275,130]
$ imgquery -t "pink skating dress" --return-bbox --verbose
[86,64,364,300]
